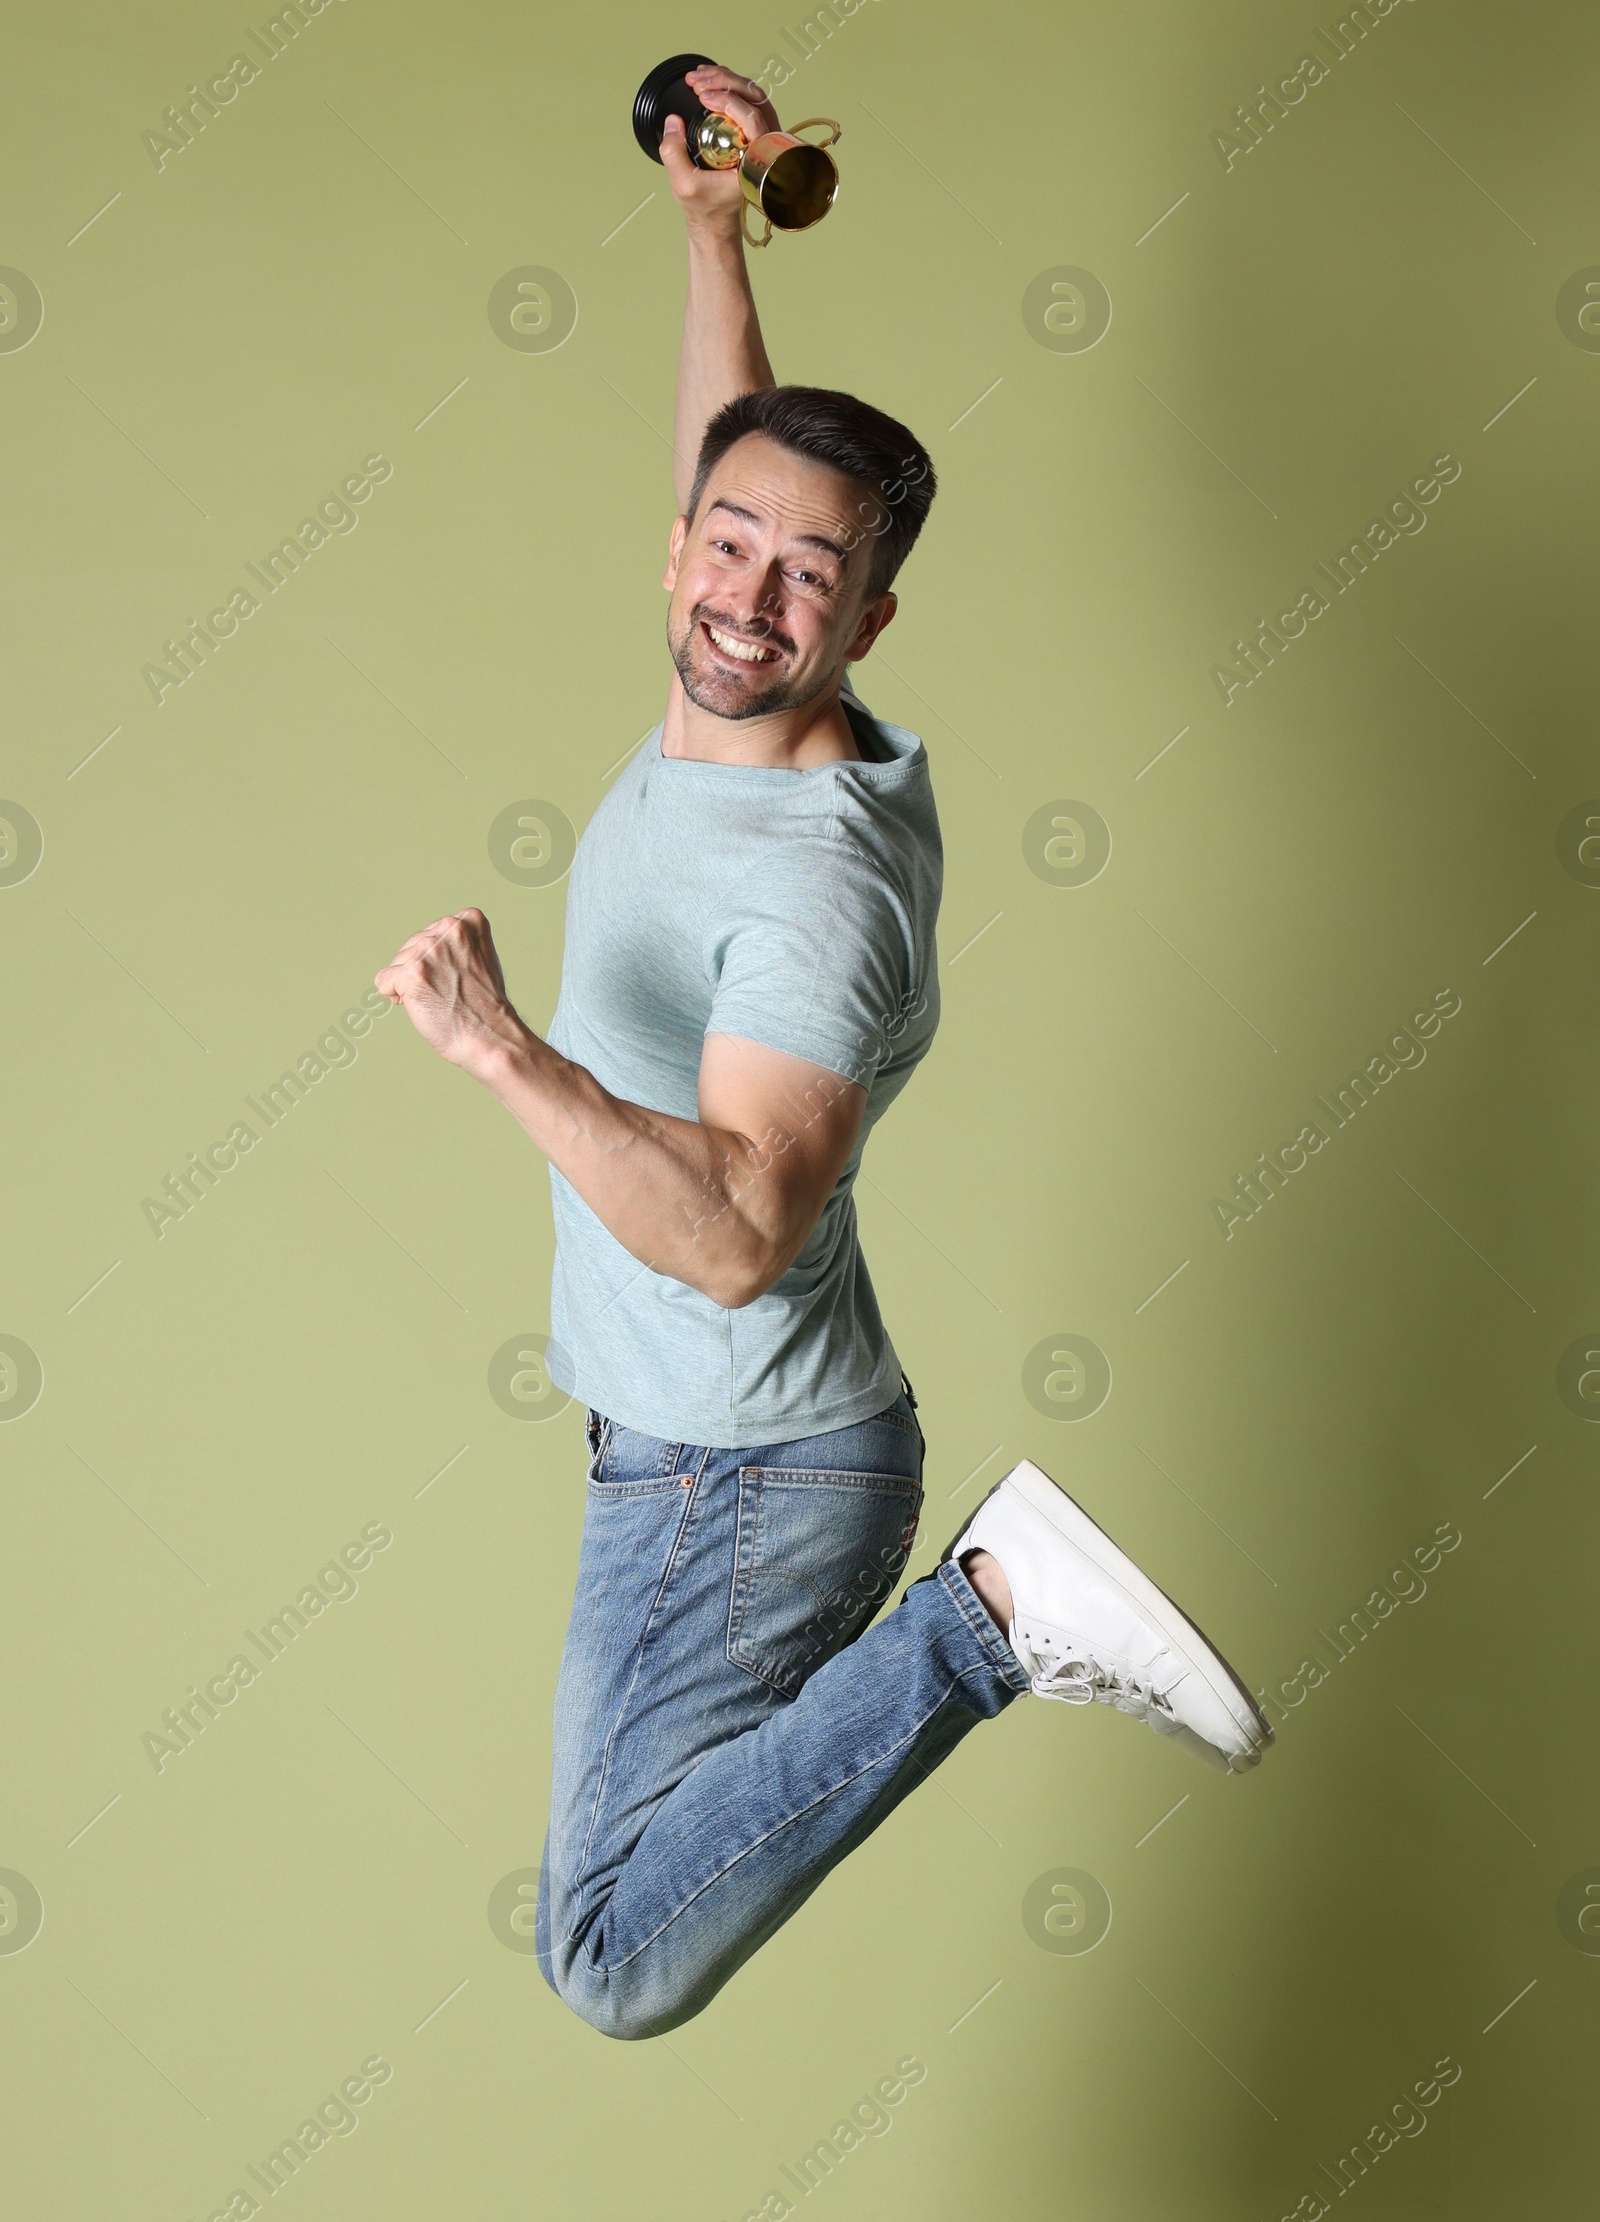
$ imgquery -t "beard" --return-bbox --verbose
[668,603,823,722]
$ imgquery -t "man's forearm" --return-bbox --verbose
[466,1023,836,1309]
[673,216,775,512]
[372,909,863,1310]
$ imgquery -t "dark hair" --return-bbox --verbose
[685,384,937,597]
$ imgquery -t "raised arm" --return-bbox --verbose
[658,62,780,511]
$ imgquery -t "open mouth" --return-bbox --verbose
[701,620,784,669]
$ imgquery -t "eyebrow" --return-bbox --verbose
[705,498,851,565]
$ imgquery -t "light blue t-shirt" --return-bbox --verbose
[544,680,942,1448]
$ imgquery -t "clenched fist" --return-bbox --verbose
[660,63,781,228]
[375,908,527,1074]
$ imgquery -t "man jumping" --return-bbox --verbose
[376,60,1272,2040]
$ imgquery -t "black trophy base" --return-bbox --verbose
[632,52,718,165]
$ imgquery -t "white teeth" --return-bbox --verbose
[707,624,777,663]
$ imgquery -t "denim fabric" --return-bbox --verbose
[536,1388,1029,2038]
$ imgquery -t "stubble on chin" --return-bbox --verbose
[669,621,814,722]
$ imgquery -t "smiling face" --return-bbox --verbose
[664,433,896,721]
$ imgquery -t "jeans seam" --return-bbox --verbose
[738,1466,920,1491]
[877,1413,922,1442]
[574,1439,714,1882]
[587,1473,694,1498]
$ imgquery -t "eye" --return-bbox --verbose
[712,537,739,555]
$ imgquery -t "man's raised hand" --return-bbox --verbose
[375,908,525,1074]
[659,63,781,227]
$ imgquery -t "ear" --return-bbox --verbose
[663,513,688,593]
[845,589,898,664]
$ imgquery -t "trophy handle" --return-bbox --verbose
[788,116,842,149]
[741,201,774,250]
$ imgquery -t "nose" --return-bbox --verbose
[722,560,784,634]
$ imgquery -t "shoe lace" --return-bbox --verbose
[1023,1635,1174,1719]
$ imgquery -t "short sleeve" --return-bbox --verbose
[704,840,919,1087]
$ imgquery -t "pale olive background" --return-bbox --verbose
[4,1,1598,2216]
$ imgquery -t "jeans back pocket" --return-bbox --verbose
[728,1465,923,1699]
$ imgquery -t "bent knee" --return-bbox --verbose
[547,1957,698,2042]
[556,1983,667,2042]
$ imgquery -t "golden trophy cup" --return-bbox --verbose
[632,52,841,248]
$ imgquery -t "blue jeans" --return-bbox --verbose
[536,1386,1030,2038]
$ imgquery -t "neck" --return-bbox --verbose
[660,673,861,767]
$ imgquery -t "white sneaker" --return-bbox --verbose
[947,1459,1273,1773]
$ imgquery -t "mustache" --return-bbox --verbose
[692,604,795,658]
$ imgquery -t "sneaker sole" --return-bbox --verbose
[987,1462,1273,1768]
